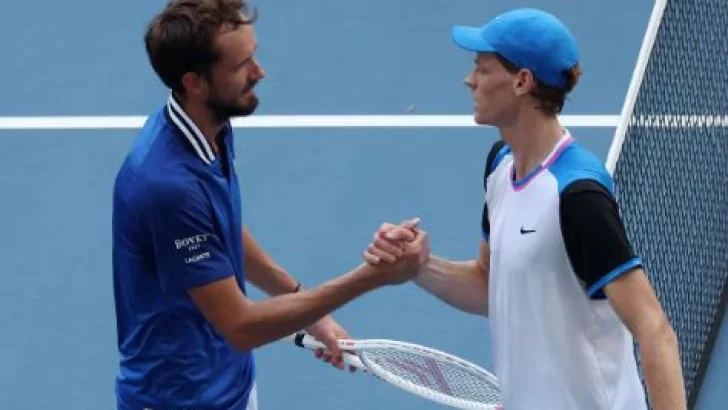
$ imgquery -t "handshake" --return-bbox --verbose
[359,218,430,286]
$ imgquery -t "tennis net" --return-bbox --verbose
[606,0,728,408]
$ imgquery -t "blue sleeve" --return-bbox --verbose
[144,180,235,294]
[482,140,509,241]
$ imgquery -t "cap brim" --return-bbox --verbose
[451,26,495,52]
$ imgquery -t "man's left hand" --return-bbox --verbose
[305,315,355,372]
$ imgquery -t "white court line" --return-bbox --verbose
[0,115,620,130]
[0,114,726,131]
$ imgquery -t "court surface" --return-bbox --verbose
[0,0,726,409]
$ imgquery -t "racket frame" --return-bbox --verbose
[284,332,501,410]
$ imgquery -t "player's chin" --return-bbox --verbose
[473,112,494,126]
[232,97,259,117]
[474,105,505,126]
[240,91,257,105]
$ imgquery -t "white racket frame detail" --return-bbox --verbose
[283,332,502,410]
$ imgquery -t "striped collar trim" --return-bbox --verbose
[510,130,574,192]
[166,95,215,165]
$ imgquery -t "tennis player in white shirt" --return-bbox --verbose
[364,8,687,410]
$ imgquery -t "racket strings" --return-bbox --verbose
[359,347,500,407]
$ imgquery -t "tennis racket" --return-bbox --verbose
[283,332,502,410]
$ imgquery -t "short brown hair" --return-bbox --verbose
[144,0,257,95]
[496,54,581,116]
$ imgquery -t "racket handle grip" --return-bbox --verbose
[288,332,366,370]
[292,332,326,350]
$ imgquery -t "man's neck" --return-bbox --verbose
[501,111,565,181]
[176,95,226,154]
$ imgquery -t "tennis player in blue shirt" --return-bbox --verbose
[111,1,429,409]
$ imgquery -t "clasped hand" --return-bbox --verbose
[363,218,430,284]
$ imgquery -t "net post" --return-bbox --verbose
[605,0,668,175]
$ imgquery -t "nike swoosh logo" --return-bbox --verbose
[520,227,536,234]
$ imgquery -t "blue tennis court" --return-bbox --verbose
[1,0,726,409]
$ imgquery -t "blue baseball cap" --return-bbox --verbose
[452,8,579,88]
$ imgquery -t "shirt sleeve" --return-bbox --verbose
[144,180,235,294]
[482,140,507,241]
[559,179,643,299]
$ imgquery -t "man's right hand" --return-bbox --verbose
[363,218,421,266]
[362,218,429,285]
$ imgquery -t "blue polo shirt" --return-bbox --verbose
[112,95,255,409]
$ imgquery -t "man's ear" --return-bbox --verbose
[181,71,209,98]
[513,68,536,97]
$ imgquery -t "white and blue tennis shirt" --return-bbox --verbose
[112,95,255,409]
[482,131,647,410]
